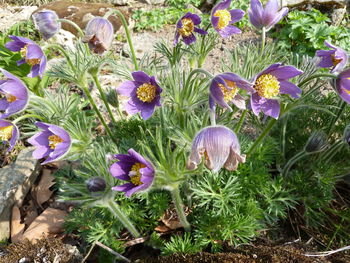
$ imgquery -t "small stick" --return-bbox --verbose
[95,241,131,263]
[305,245,350,257]
[81,242,96,263]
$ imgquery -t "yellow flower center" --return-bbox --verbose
[331,54,342,67]
[178,18,194,37]
[254,74,280,99]
[129,162,146,186]
[48,134,64,149]
[218,80,238,102]
[0,125,13,141]
[214,9,231,30]
[136,83,157,103]
[20,45,41,66]
[344,88,350,95]
[6,94,17,103]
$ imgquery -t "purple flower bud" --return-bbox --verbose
[83,17,114,54]
[27,122,71,165]
[248,0,288,31]
[87,177,107,192]
[32,10,61,40]
[316,41,348,74]
[335,68,350,105]
[110,148,155,197]
[174,12,207,46]
[187,125,245,172]
[343,125,350,146]
[304,131,328,153]
[0,68,29,119]
[0,120,19,151]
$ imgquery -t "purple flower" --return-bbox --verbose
[174,12,207,45]
[0,120,19,151]
[5,36,46,78]
[187,126,245,172]
[248,0,288,31]
[82,17,114,54]
[210,73,254,111]
[0,68,29,119]
[335,68,350,104]
[250,63,303,119]
[316,41,348,74]
[27,122,71,165]
[211,0,245,38]
[116,71,162,120]
[110,148,154,197]
[32,10,61,40]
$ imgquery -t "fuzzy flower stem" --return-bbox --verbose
[297,73,337,88]
[13,114,44,124]
[57,19,85,37]
[234,109,247,133]
[247,117,277,156]
[104,10,138,71]
[170,186,190,231]
[327,100,346,135]
[43,44,75,72]
[282,150,308,177]
[320,140,344,164]
[261,27,266,54]
[91,72,117,124]
[80,84,117,145]
[106,199,140,238]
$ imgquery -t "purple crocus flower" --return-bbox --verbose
[32,10,61,40]
[210,73,254,111]
[5,36,47,78]
[211,0,245,38]
[110,148,154,197]
[335,68,350,104]
[174,12,207,45]
[0,120,19,151]
[187,126,245,172]
[248,0,288,31]
[250,63,303,119]
[116,71,162,120]
[82,17,114,54]
[0,68,29,119]
[316,41,348,74]
[27,122,71,165]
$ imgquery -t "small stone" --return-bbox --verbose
[123,32,158,59]
[18,258,31,263]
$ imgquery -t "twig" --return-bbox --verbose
[81,242,96,263]
[305,245,350,257]
[96,241,131,263]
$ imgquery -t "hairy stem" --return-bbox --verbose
[57,19,85,37]
[43,44,75,72]
[327,100,346,135]
[282,150,308,177]
[297,73,337,88]
[234,109,247,133]
[261,27,266,54]
[170,186,190,231]
[13,114,44,124]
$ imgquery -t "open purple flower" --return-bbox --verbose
[335,68,350,104]
[27,122,71,165]
[250,63,303,119]
[316,41,348,74]
[5,36,46,78]
[174,12,207,45]
[211,0,245,38]
[210,73,254,111]
[0,120,19,151]
[248,0,288,31]
[32,10,61,40]
[116,71,162,120]
[187,126,245,172]
[83,17,114,54]
[0,68,29,119]
[110,148,154,197]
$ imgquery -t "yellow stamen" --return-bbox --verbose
[218,80,238,102]
[0,125,13,141]
[331,54,342,67]
[178,18,194,37]
[344,88,350,95]
[20,45,41,66]
[6,94,17,103]
[136,83,157,103]
[48,134,64,149]
[254,74,280,99]
[213,9,231,30]
[129,162,146,186]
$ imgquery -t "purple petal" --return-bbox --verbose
[260,98,280,119]
[250,0,264,19]
[26,44,44,59]
[0,99,9,111]
[183,34,196,45]
[248,9,262,29]
[266,7,288,31]
[125,100,140,116]
[132,71,151,83]
[269,65,303,80]
[229,9,245,23]
[32,145,51,159]
[117,80,136,96]
[112,182,135,192]
[28,64,40,78]
[194,27,207,35]
[210,76,231,109]
[174,32,180,45]
[127,148,149,166]
[17,59,26,66]
[212,0,231,14]
[27,131,51,147]
[211,15,219,29]
[109,162,132,180]
[182,12,201,25]
[231,94,246,109]
[279,81,302,98]
[250,93,262,116]
[218,25,241,38]
[140,103,156,120]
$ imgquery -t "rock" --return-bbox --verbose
[282,0,347,8]
[145,0,166,5]
[0,5,38,32]
[331,7,347,25]
[123,32,158,59]
[34,1,131,36]
[109,0,130,5]
[51,29,76,50]
[0,147,40,241]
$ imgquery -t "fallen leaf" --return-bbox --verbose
[11,205,25,243]
[22,208,67,243]
[23,200,38,227]
[155,224,171,233]
[161,204,191,230]
[34,169,56,207]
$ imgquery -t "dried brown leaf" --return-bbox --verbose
[23,200,38,227]
[34,169,55,207]
[11,205,25,243]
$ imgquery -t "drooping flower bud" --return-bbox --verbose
[82,17,114,54]
[187,125,245,172]
[86,177,107,192]
[32,10,61,40]
[106,87,119,108]
[343,125,350,146]
[304,131,328,153]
